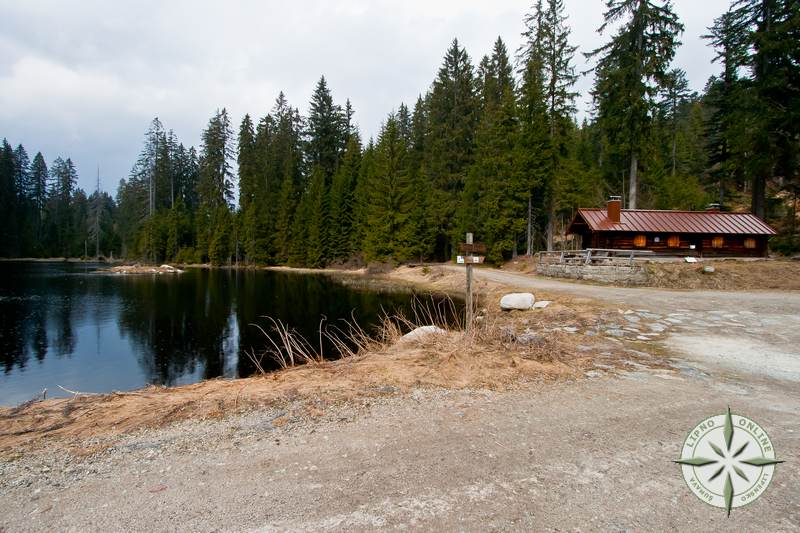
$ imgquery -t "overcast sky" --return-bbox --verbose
[0,0,730,194]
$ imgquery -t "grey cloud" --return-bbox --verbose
[0,0,729,194]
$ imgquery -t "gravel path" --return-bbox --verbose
[1,270,799,531]
[462,267,800,381]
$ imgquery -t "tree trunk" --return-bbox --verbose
[671,134,677,177]
[526,194,532,256]
[546,197,555,252]
[628,152,638,210]
[752,174,766,220]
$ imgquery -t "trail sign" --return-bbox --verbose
[458,242,487,254]
[461,233,481,332]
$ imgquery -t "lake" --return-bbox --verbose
[0,262,455,406]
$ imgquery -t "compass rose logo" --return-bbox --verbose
[676,407,783,515]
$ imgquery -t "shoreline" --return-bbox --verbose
[0,265,609,451]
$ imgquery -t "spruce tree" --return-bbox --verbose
[363,114,414,262]
[659,69,691,177]
[726,0,799,219]
[588,0,684,209]
[425,39,478,258]
[328,134,361,261]
[517,8,551,253]
[0,140,18,256]
[30,152,48,240]
[196,109,234,261]
[306,76,346,181]
[703,10,749,205]
[464,37,521,261]
[237,114,258,211]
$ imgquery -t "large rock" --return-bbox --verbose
[402,325,446,341]
[500,292,535,311]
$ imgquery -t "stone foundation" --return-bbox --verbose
[536,263,648,285]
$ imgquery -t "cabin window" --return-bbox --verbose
[633,234,646,247]
[667,235,680,248]
[711,236,724,248]
[744,237,757,249]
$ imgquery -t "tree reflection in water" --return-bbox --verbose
[0,262,459,402]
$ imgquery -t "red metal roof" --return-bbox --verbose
[571,208,777,235]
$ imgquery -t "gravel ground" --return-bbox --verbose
[1,270,799,531]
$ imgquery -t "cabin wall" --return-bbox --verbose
[586,232,767,257]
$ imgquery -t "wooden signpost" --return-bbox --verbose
[459,233,485,332]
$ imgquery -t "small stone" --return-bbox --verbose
[638,312,663,320]
[533,300,551,309]
[703,265,716,274]
[515,332,542,346]
[402,325,446,341]
[623,315,641,323]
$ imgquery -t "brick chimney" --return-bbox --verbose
[607,196,621,224]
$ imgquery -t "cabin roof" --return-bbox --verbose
[568,208,777,235]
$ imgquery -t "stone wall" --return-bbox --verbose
[536,263,648,285]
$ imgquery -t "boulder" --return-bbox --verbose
[702,265,716,274]
[500,292,535,311]
[402,325,446,341]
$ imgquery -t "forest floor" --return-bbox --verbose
[1,265,799,530]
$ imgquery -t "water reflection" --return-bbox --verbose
[0,262,456,405]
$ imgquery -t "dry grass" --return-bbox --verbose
[0,291,608,455]
[643,259,800,290]
[0,265,655,455]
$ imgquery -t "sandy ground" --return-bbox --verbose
[1,266,799,531]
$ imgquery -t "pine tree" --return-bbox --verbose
[726,0,799,219]
[659,69,691,177]
[588,0,684,209]
[196,109,234,261]
[703,9,749,205]
[13,145,30,201]
[425,39,478,258]
[464,37,521,261]
[517,7,551,253]
[328,134,361,261]
[30,152,48,240]
[303,166,329,267]
[306,76,346,181]
[363,114,414,261]
[350,139,376,253]
[405,98,437,261]
[237,114,257,210]
[48,157,79,257]
[0,140,18,256]
[197,109,234,210]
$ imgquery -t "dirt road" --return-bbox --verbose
[1,269,798,531]
[463,266,800,382]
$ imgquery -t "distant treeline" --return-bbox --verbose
[1,0,797,262]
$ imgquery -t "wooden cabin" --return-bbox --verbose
[566,198,776,257]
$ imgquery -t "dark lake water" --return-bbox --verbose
[0,262,455,406]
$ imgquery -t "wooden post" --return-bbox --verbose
[465,232,473,332]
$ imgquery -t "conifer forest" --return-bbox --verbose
[1,0,798,264]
